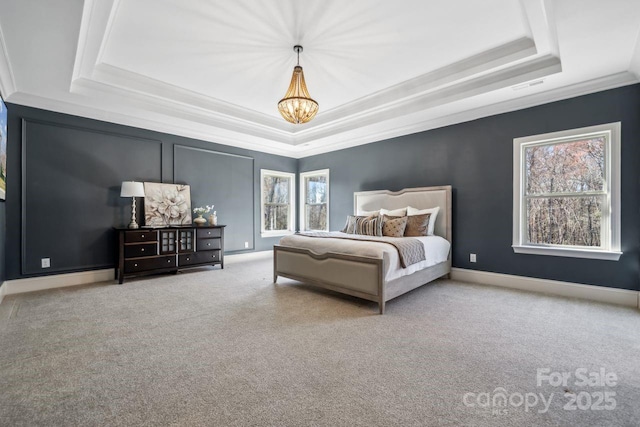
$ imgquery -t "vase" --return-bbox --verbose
[194,214,207,226]
[209,213,217,226]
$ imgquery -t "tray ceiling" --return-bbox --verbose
[0,0,639,158]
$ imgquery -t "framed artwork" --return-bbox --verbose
[0,96,6,200]
[143,182,192,226]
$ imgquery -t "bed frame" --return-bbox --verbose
[273,186,452,314]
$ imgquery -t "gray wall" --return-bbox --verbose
[4,84,639,290]
[299,84,640,291]
[6,104,296,280]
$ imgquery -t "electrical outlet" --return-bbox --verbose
[470,253,477,263]
[41,258,51,268]
[244,241,249,248]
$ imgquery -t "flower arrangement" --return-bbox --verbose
[193,205,214,216]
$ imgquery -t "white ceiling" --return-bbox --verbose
[0,0,639,158]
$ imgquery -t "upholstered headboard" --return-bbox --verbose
[354,186,452,242]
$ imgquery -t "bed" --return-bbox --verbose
[273,185,452,314]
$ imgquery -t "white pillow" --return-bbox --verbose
[356,209,380,216]
[407,206,440,235]
[379,207,407,217]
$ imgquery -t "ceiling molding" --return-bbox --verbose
[297,37,538,130]
[629,23,640,78]
[7,91,298,157]
[72,0,119,81]
[294,71,638,158]
[294,54,562,145]
[73,23,542,139]
[85,63,291,131]
[520,0,560,57]
[70,75,294,145]
[7,71,637,160]
[0,22,17,98]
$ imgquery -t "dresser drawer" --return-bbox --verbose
[124,230,158,243]
[124,242,157,258]
[197,238,221,251]
[124,255,175,272]
[179,250,221,266]
[196,228,221,239]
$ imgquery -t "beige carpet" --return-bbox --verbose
[0,252,638,426]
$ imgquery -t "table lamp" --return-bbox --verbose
[120,181,145,229]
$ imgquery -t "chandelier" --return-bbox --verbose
[277,45,319,124]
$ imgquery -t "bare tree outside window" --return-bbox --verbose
[513,122,621,260]
[525,137,605,247]
[261,171,294,234]
[300,170,329,231]
[303,174,327,231]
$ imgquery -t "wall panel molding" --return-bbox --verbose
[173,144,254,252]
[20,117,163,276]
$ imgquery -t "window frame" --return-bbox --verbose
[260,169,296,237]
[512,122,622,261]
[300,169,330,232]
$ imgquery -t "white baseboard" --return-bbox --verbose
[0,251,274,299]
[3,269,115,296]
[451,268,640,309]
[225,250,273,261]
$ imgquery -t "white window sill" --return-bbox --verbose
[261,230,295,238]
[512,245,622,261]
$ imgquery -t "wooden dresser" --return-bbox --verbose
[115,225,225,284]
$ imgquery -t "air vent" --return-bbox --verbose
[512,79,544,91]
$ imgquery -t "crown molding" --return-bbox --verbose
[295,37,538,130]
[70,75,295,145]
[293,71,638,158]
[629,21,640,79]
[7,91,299,157]
[0,21,17,98]
[74,39,550,148]
[294,54,562,145]
[72,0,119,81]
[520,0,560,57]
[8,71,636,159]
[86,63,290,131]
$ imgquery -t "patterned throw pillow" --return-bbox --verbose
[404,213,431,237]
[341,215,379,235]
[353,215,383,236]
[341,215,357,233]
[382,215,408,237]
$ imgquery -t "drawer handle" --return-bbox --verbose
[167,260,171,263]
[141,248,145,252]
[186,257,190,261]
[134,263,138,267]
[207,231,211,235]
[207,243,211,246]
[141,234,145,238]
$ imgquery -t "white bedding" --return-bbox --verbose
[278,232,450,282]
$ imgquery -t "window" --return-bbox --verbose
[300,169,329,231]
[261,169,295,237]
[513,122,621,260]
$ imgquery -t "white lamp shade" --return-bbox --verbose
[120,181,145,198]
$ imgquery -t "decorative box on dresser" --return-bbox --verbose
[116,225,225,284]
